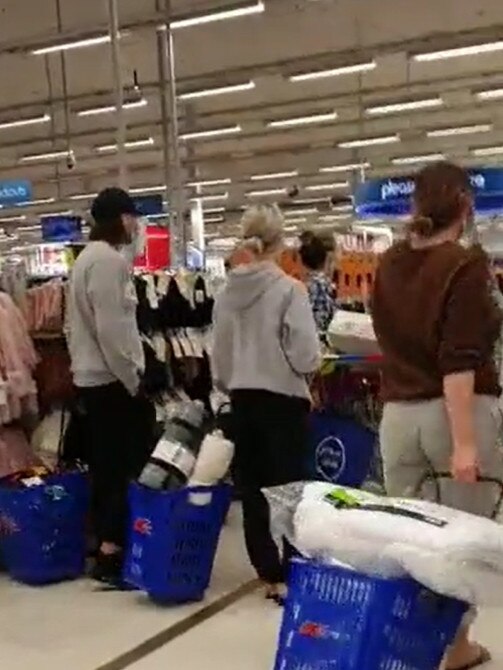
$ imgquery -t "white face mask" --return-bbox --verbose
[121,218,146,265]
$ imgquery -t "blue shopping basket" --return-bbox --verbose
[124,483,232,603]
[308,411,376,487]
[0,472,89,585]
[275,560,467,670]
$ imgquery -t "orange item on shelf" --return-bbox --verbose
[276,248,306,282]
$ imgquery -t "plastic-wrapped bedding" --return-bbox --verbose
[263,481,503,606]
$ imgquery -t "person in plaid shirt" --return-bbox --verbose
[299,232,336,336]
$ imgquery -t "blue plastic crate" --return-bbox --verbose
[124,483,232,603]
[0,472,89,585]
[274,560,467,670]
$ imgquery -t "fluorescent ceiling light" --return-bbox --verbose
[293,198,329,205]
[246,188,287,197]
[179,81,255,100]
[251,170,299,181]
[339,135,400,148]
[130,185,165,194]
[187,178,232,187]
[17,197,56,207]
[472,146,503,157]
[190,193,229,202]
[476,88,503,101]
[78,98,148,117]
[96,137,155,153]
[285,225,302,232]
[180,125,241,140]
[284,208,318,216]
[392,153,445,165]
[32,34,112,56]
[366,98,443,115]
[203,207,226,214]
[305,182,349,192]
[171,2,265,29]
[427,124,492,138]
[268,111,337,129]
[289,61,376,82]
[70,192,98,201]
[0,215,26,223]
[0,113,50,131]
[320,162,370,173]
[204,215,225,224]
[21,150,71,163]
[332,204,354,213]
[414,41,503,62]
[18,225,41,232]
[320,214,352,222]
[40,210,73,218]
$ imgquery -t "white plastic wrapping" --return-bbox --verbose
[264,481,503,606]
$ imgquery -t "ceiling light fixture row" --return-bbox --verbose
[31,2,265,54]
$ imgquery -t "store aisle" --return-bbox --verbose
[130,591,281,670]
[0,505,254,670]
[129,600,503,670]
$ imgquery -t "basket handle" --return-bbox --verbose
[417,472,503,520]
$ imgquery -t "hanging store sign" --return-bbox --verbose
[355,167,503,218]
[0,180,32,206]
[132,195,164,217]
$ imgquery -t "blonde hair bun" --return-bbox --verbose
[241,204,284,254]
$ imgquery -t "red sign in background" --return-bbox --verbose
[134,225,170,271]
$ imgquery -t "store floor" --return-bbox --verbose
[2,503,503,670]
[0,504,255,670]
[128,598,503,670]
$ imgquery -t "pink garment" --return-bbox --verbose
[0,293,38,424]
[0,427,41,478]
[24,282,63,334]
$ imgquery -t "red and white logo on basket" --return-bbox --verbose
[299,622,328,639]
[133,518,152,536]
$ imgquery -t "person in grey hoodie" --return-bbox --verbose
[212,204,320,601]
[68,187,155,587]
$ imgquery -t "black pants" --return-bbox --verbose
[231,389,310,584]
[79,383,156,548]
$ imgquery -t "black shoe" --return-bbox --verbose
[91,551,128,589]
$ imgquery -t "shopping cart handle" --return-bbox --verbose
[420,472,503,488]
[418,472,503,520]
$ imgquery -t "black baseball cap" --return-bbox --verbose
[91,187,140,223]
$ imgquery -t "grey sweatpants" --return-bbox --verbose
[380,396,503,519]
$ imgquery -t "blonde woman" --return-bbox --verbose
[212,204,320,602]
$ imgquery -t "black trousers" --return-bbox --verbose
[231,389,310,584]
[79,383,156,548]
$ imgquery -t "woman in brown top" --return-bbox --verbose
[372,161,502,670]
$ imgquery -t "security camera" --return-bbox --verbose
[66,150,76,171]
[287,185,300,198]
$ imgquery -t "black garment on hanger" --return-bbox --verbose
[142,341,170,398]
[135,276,160,335]
[159,277,193,329]
[192,275,214,328]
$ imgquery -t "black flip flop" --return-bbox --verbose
[265,592,285,607]
[448,646,491,670]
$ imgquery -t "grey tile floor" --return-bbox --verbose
[1,503,501,670]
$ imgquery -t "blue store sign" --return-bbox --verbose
[0,180,32,206]
[355,167,503,218]
[132,195,164,217]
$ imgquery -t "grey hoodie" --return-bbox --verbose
[68,241,144,396]
[212,261,320,399]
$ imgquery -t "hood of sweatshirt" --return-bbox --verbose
[223,261,285,312]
